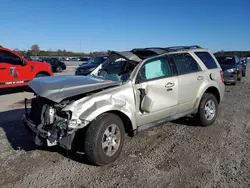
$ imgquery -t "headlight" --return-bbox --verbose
[227,68,235,73]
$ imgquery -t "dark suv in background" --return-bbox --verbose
[42,57,67,72]
[215,55,244,85]
[75,56,108,76]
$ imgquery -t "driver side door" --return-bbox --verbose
[133,56,179,126]
[0,50,31,87]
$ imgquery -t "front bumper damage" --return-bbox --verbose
[23,98,76,150]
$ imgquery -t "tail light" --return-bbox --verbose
[220,70,224,83]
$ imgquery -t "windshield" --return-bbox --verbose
[216,56,235,65]
[90,54,137,82]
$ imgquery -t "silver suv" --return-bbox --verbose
[24,46,225,165]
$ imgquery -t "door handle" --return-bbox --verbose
[197,76,204,80]
[0,67,6,70]
[165,82,175,88]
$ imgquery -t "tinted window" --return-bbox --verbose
[0,50,22,65]
[216,56,235,65]
[138,56,172,81]
[195,52,218,69]
[171,53,201,75]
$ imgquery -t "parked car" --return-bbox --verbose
[215,55,244,85]
[0,47,53,89]
[71,57,80,61]
[24,46,225,165]
[44,58,67,72]
[75,56,108,76]
[79,57,90,61]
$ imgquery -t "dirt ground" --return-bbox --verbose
[1,63,250,188]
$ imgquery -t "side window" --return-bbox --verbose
[0,50,22,65]
[171,53,201,75]
[138,56,172,81]
[195,52,218,69]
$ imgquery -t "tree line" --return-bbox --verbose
[1,44,249,57]
[1,44,108,57]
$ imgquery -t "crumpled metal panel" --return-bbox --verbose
[29,75,121,103]
[62,81,137,130]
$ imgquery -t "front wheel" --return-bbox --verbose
[196,93,218,126]
[84,113,125,166]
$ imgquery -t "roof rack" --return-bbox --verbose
[164,45,202,52]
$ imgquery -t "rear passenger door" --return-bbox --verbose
[170,53,205,113]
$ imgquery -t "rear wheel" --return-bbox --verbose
[196,93,218,126]
[84,113,125,166]
[56,66,63,73]
[36,73,48,77]
[237,71,242,81]
[242,69,246,77]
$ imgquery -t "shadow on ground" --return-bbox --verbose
[0,108,93,165]
[0,108,37,151]
[0,88,25,95]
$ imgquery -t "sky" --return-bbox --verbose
[0,0,250,53]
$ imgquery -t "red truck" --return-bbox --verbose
[0,47,53,89]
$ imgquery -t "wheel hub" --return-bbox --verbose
[204,100,216,121]
[102,124,121,156]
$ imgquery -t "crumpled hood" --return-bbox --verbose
[29,75,121,103]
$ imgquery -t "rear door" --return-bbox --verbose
[170,53,205,113]
[0,49,31,88]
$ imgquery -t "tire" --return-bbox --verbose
[196,93,218,127]
[237,72,242,81]
[36,73,48,77]
[84,113,125,166]
[56,66,63,73]
[242,69,246,77]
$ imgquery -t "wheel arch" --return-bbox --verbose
[36,71,51,76]
[195,85,221,109]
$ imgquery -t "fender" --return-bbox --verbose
[62,83,138,130]
[194,82,221,109]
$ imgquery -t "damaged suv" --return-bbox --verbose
[23,46,225,165]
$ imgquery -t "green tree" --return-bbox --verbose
[31,44,40,56]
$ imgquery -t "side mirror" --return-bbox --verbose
[22,59,27,66]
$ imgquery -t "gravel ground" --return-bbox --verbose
[0,63,250,188]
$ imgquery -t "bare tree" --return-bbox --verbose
[31,44,40,56]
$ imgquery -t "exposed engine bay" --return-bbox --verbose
[25,97,76,149]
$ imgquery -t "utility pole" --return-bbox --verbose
[80,40,82,52]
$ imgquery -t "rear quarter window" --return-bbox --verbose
[195,52,218,69]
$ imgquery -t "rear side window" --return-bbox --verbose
[171,53,201,75]
[195,52,218,69]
